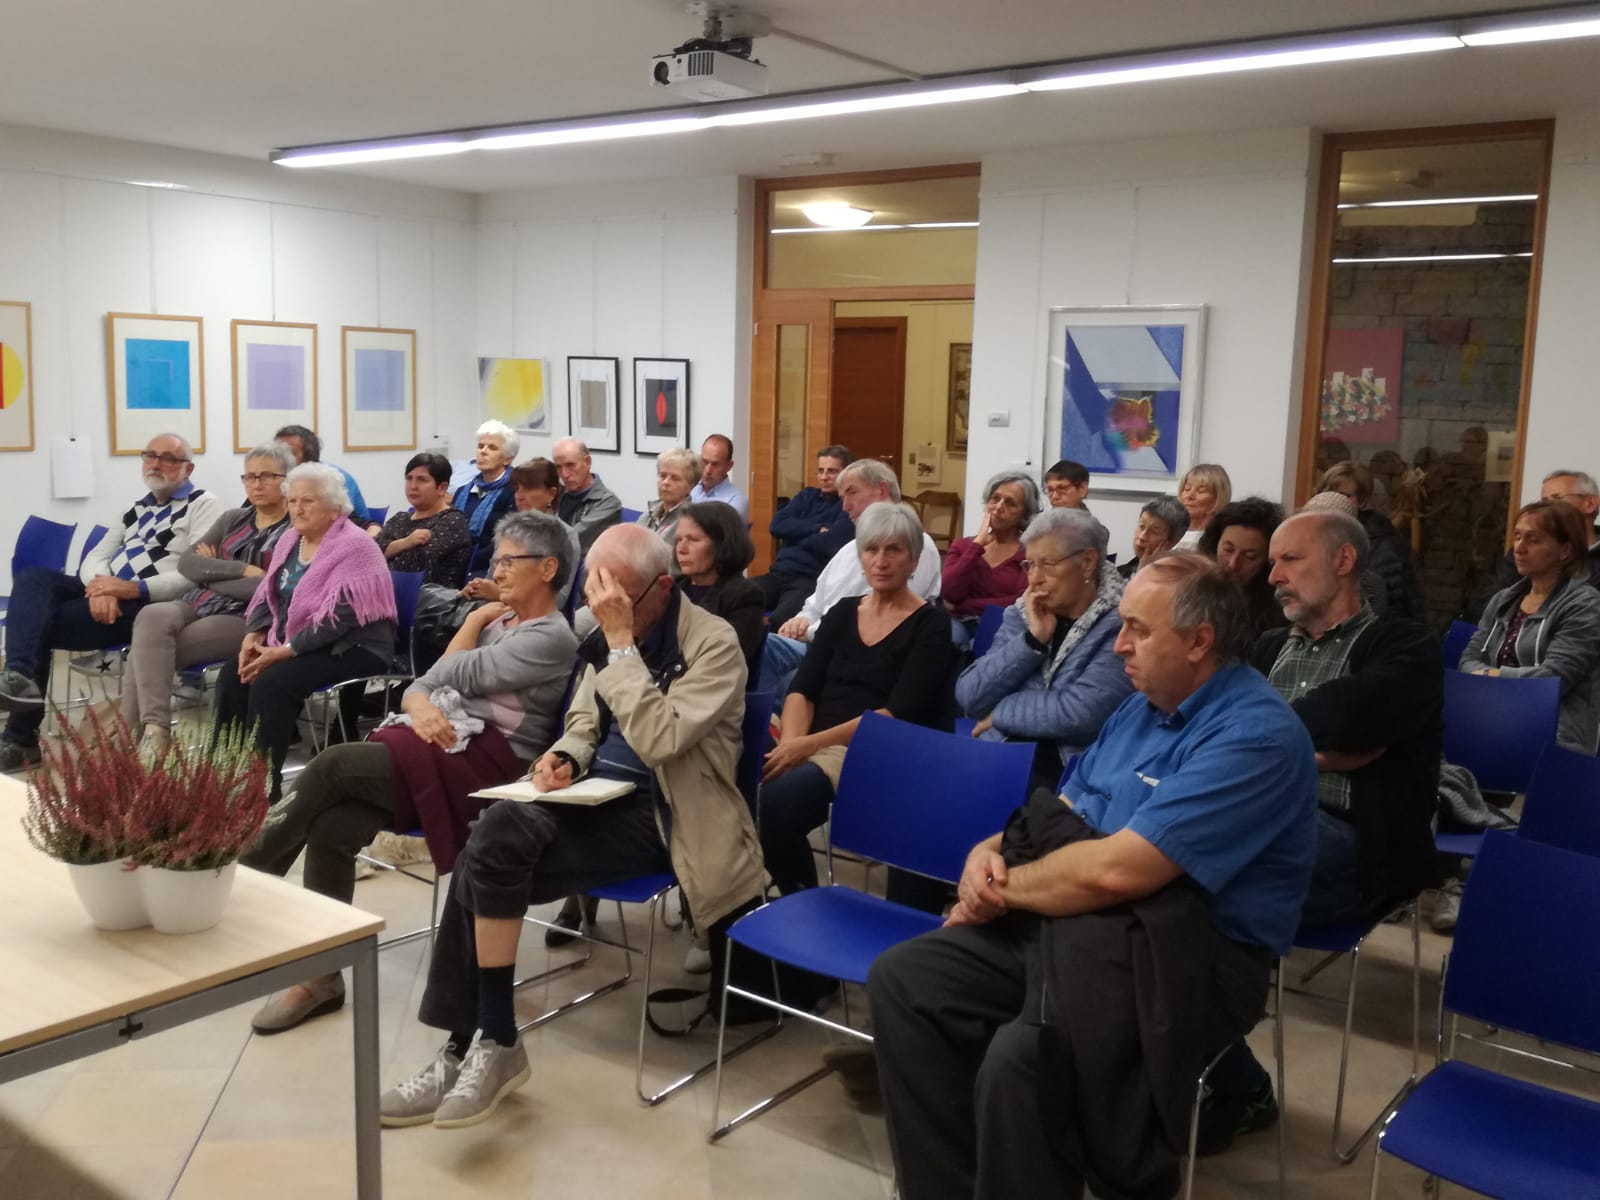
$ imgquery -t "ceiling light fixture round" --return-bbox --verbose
[801,202,874,228]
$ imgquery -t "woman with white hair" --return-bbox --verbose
[942,469,1042,639]
[759,501,954,899]
[211,463,397,801]
[452,420,520,578]
[637,447,700,568]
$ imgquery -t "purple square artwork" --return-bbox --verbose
[246,343,306,412]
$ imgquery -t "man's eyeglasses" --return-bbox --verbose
[141,452,190,467]
[240,472,286,486]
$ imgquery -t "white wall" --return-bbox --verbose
[965,128,1320,558]
[0,122,477,593]
[474,176,749,514]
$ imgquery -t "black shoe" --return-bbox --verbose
[1195,1076,1278,1157]
[0,669,44,713]
[542,897,599,948]
[0,738,43,773]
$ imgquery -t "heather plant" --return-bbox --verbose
[23,709,270,872]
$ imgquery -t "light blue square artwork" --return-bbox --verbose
[125,338,192,410]
[246,343,306,412]
[353,348,406,412]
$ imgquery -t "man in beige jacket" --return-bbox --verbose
[380,524,765,1130]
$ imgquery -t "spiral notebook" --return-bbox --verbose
[469,777,637,806]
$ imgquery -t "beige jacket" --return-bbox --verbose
[551,599,767,929]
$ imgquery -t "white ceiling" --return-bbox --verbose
[1,0,1595,195]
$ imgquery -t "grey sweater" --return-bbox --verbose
[404,611,579,762]
[179,506,290,611]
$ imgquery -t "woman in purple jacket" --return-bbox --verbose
[941,469,1041,640]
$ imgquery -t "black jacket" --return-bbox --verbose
[686,576,765,681]
[1250,617,1442,905]
[1360,510,1425,620]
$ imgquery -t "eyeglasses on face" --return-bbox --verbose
[1021,549,1088,574]
[491,553,549,572]
[240,472,286,485]
[141,452,190,467]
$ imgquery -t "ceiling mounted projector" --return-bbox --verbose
[650,8,769,101]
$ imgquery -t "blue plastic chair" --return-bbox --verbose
[1371,832,1600,1199]
[970,602,1008,657]
[308,571,427,750]
[75,524,110,575]
[1436,671,1560,858]
[621,507,643,524]
[1,515,77,643]
[367,506,389,526]
[1441,619,1476,670]
[1515,742,1600,860]
[710,712,1035,1139]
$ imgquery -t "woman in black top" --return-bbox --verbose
[377,452,472,587]
[759,501,953,895]
[674,501,766,678]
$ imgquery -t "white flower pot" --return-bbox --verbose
[138,863,238,935]
[65,859,149,931]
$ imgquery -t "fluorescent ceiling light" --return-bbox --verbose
[1022,33,1461,90]
[275,140,469,168]
[772,224,906,234]
[707,82,1021,127]
[801,201,874,228]
[470,117,704,150]
[1462,11,1600,45]
[1338,193,1538,208]
[125,180,186,190]
[1333,252,1531,264]
[907,221,979,228]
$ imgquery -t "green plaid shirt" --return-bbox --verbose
[1267,604,1378,812]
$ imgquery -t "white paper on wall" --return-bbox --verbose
[51,437,95,499]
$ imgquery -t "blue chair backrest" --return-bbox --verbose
[75,524,110,574]
[830,711,1035,883]
[621,507,643,524]
[1442,670,1559,793]
[12,515,76,579]
[368,506,390,526]
[563,560,587,625]
[736,691,776,815]
[1444,831,1600,1057]
[971,603,1008,658]
[1519,743,1600,860]
[1441,619,1476,670]
[390,571,425,668]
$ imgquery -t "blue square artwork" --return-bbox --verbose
[353,348,406,412]
[125,338,192,410]
[1060,324,1185,477]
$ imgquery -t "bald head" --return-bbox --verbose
[552,437,595,493]
[585,524,674,641]
[1267,511,1368,637]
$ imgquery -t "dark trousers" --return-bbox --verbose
[417,792,672,1033]
[753,571,814,626]
[869,920,1078,1200]
[211,645,387,801]
[241,742,395,904]
[758,762,834,894]
[2,567,142,745]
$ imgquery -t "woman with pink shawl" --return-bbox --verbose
[211,463,397,800]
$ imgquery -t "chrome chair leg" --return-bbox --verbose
[516,900,635,1032]
[1331,904,1422,1163]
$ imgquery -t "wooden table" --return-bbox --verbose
[0,774,386,1197]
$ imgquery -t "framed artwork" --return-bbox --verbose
[568,356,620,454]
[479,357,549,433]
[1320,327,1402,446]
[0,300,34,452]
[341,326,416,452]
[106,312,205,455]
[912,443,943,488]
[1042,305,1205,494]
[232,320,317,453]
[947,342,971,453]
[633,357,690,456]
[1484,429,1517,484]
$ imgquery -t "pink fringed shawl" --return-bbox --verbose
[248,516,397,646]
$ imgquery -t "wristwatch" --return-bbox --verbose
[607,646,639,667]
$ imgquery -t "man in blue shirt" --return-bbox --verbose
[752,444,851,624]
[689,434,749,521]
[869,553,1317,1200]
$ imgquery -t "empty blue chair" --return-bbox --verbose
[1370,832,1600,1199]
[1516,742,1600,860]
[970,602,1007,658]
[1441,619,1476,670]
[1436,671,1560,858]
[2,514,78,658]
[709,712,1035,1139]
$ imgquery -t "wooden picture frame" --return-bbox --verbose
[341,326,416,452]
[947,342,972,453]
[232,320,318,453]
[0,300,35,452]
[106,312,206,455]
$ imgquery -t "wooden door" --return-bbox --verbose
[830,317,907,482]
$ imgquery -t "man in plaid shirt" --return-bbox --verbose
[0,433,222,771]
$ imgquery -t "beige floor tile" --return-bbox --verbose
[169,1135,359,1200]
[0,1063,78,1147]
[29,1068,230,1148]
[0,1142,192,1200]
[709,1113,889,1200]
[522,1114,712,1200]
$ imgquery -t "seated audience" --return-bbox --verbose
[552,436,623,554]
[274,424,375,528]
[1175,462,1231,547]
[0,433,223,772]
[212,464,397,802]
[1043,459,1091,510]
[452,421,519,578]
[460,458,581,608]
[379,524,765,1129]
[955,507,1132,792]
[118,442,293,761]
[1300,492,1388,612]
[242,511,580,1033]
[1462,499,1600,753]
[638,447,700,561]
[675,501,765,677]
[377,452,472,587]
[941,470,1040,637]
[1316,461,1424,619]
[1117,495,1189,580]
[690,434,749,520]
[1485,468,1600,594]
[760,502,952,898]
[753,444,852,624]
[869,554,1317,1200]
[1197,497,1287,637]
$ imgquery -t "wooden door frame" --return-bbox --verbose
[832,315,910,481]
[749,164,979,569]
[1292,119,1555,547]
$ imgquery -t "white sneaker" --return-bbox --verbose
[380,1045,462,1127]
[433,1032,531,1129]
[1431,877,1464,933]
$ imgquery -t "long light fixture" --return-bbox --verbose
[1334,251,1534,264]
[271,5,1600,169]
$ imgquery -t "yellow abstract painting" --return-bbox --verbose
[479,357,547,432]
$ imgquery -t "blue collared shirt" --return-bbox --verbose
[1062,663,1318,956]
[689,477,749,521]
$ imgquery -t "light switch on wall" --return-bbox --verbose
[986,412,1010,428]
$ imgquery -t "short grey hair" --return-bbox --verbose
[855,501,924,563]
[982,469,1043,530]
[475,419,520,462]
[1140,553,1253,664]
[244,441,297,496]
[155,432,194,460]
[1544,468,1599,496]
[587,522,672,591]
[1142,494,1191,540]
[1287,509,1370,576]
[1021,506,1109,565]
[656,447,702,488]
[838,459,902,501]
[286,462,352,516]
[495,510,575,592]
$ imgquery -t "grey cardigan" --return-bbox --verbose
[178,506,290,610]
[1462,575,1600,753]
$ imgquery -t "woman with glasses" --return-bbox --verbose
[243,510,579,1033]
[119,441,294,762]
[955,507,1133,793]
[377,452,472,587]
[941,469,1042,641]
